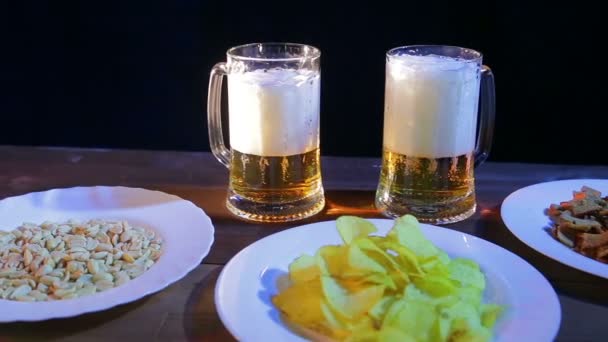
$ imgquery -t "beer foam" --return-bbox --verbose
[383,54,480,158]
[228,68,320,157]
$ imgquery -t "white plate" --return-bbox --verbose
[215,219,560,342]
[501,179,608,279]
[0,186,214,322]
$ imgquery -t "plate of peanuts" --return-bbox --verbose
[0,186,214,321]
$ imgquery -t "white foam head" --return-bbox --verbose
[227,68,320,157]
[383,54,480,158]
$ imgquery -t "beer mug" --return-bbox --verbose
[375,45,495,224]
[207,43,325,222]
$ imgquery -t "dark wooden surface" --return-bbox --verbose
[1,145,607,341]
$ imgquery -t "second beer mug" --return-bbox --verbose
[207,43,325,222]
[375,45,495,224]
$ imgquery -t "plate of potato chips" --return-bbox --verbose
[215,215,560,341]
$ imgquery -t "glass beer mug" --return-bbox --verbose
[207,43,325,222]
[375,45,495,224]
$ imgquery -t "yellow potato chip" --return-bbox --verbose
[337,216,378,244]
[317,245,347,275]
[340,273,396,292]
[272,279,324,325]
[289,254,320,283]
[321,275,385,320]
[344,316,379,342]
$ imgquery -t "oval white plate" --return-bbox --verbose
[0,186,214,322]
[215,219,560,342]
[501,179,608,279]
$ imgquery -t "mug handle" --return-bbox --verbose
[207,62,231,168]
[474,65,496,167]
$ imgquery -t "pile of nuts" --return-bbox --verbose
[0,219,162,301]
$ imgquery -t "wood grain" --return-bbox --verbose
[1,145,607,341]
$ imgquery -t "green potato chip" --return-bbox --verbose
[443,301,485,336]
[383,298,437,341]
[388,214,439,259]
[481,304,504,329]
[369,295,399,325]
[449,258,486,291]
[346,242,387,275]
[455,287,483,310]
[378,326,417,342]
[423,258,450,278]
[375,239,423,276]
[354,238,411,286]
[413,274,457,297]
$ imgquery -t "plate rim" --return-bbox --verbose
[215,218,561,341]
[500,178,608,279]
[0,185,215,322]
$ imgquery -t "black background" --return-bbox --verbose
[2,1,603,165]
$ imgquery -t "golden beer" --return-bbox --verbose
[207,43,325,222]
[227,149,325,222]
[376,45,495,224]
[375,149,476,223]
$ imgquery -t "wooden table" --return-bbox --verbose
[1,146,607,341]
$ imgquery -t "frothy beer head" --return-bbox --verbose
[384,54,481,159]
[228,68,320,157]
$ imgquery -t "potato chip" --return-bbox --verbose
[449,258,486,290]
[272,215,503,342]
[378,326,417,342]
[374,239,423,276]
[337,216,378,244]
[368,295,398,325]
[340,273,396,292]
[346,243,387,275]
[272,279,324,325]
[388,214,439,259]
[289,254,319,283]
[321,301,351,340]
[413,274,457,297]
[355,238,411,282]
[321,275,385,320]
[383,298,437,341]
[317,245,347,275]
[481,304,503,329]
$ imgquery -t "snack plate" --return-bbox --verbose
[0,186,214,322]
[501,179,608,279]
[215,219,561,342]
